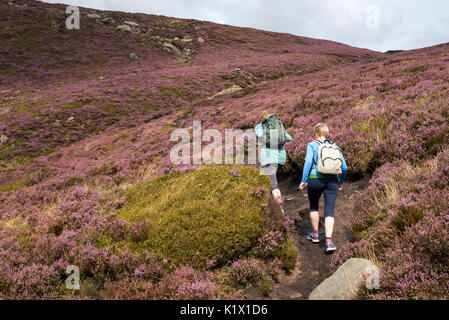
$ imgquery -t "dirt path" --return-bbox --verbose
[245,175,369,300]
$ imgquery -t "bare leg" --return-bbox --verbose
[309,211,319,233]
[325,217,334,238]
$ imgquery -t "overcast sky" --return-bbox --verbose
[44,0,449,52]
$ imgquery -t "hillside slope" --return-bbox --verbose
[0,0,448,300]
[0,0,380,168]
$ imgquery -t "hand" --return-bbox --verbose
[339,184,343,191]
[298,182,307,190]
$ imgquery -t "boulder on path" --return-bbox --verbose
[309,258,379,300]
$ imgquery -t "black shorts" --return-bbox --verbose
[307,178,339,217]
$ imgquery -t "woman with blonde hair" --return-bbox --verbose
[299,123,347,252]
[255,111,292,215]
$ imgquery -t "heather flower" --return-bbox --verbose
[229,168,240,177]
[249,186,266,198]
[253,230,285,258]
[229,258,263,286]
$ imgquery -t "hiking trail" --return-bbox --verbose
[245,174,369,300]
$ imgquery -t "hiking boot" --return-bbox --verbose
[306,231,320,243]
[325,241,337,252]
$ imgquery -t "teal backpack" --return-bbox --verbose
[262,115,288,149]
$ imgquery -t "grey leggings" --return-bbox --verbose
[262,164,279,190]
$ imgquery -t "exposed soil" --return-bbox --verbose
[245,174,370,300]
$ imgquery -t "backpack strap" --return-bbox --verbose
[308,141,321,178]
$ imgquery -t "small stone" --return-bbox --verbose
[87,13,101,19]
[197,37,205,43]
[66,116,74,123]
[124,21,139,27]
[209,85,242,99]
[129,53,138,60]
[116,24,132,32]
[53,120,61,127]
[0,135,9,144]
[102,17,114,24]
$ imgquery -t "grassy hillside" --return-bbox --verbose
[0,0,448,299]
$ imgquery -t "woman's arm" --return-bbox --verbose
[339,151,348,184]
[301,143,313,183]
[255,124,264,138]
[285,132,293,142]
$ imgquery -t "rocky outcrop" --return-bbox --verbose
[209,85,242,99]
[116,24,132,32]
[309,258,380,300]
[220,68,262,88]
[208,68,264,99]
[152,36,195,62]
[124,21,139,27]
[116,21,148,34]
[86,12,116,25]
[87,13,101,19]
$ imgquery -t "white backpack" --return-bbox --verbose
[315,140,343,175]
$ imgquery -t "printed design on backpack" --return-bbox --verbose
[261,115,288,149]
[316,140,343,175]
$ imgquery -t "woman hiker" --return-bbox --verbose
[298,123,347,252]
[255,111,292,215]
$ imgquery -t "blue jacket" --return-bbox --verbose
[301,140,348,184]
[255,123,292,167]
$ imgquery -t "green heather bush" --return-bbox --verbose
[274,236,297,270]
[116,166,271,269]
